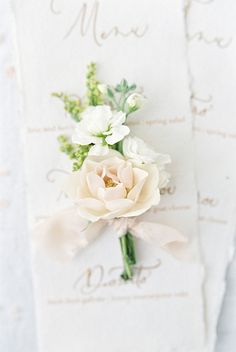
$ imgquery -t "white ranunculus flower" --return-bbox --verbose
[123,136,171,188]
[72,105,130,155]
[64,150,160,222]
[126,93,144,109]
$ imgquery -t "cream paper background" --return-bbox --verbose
[185,1,236,350]
[12,0,204,351]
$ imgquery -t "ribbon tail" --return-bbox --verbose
[131,221,188,260]
[33,207,106,261]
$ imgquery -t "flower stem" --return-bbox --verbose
[119,232,136,281]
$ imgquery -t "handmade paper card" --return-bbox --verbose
[13,0,205,351]
[186,0,236,350]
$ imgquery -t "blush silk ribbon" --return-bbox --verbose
[34,207,188,261]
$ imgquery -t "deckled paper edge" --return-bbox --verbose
[183,0,236,351]
[215,223,236,349]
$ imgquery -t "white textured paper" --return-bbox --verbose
[185,1,236,351]
[13,0,205,351]
[0,1,37,351]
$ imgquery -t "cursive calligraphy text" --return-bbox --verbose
[73,261,161,294]
[50,1,148,46]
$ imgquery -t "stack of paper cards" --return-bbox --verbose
[185,0,236,350]
[10,0,236,351]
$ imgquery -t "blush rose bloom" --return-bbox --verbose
[64,151,161,222]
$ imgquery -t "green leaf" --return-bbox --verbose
[121,79,128,89]
[129,84,137,91]
[107,87,114,98]
[115,140,123,154]
[115,84,122,92]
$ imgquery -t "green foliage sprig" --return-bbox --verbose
[52,93,83,122]
[107,79,137,114]
[57,135,90,171]
[86,62,104,106]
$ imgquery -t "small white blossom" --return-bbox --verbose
[123,136,171,187]
[72,105,130,154]
[126,93,144,109]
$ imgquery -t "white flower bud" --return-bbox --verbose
[126,93,144,109]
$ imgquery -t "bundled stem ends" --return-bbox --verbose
[119,232,137,280]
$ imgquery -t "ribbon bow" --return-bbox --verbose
[34,208,188,267]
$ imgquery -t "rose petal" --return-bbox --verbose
[138,164,159,203]
[102,156,125,169]
[97,183,126,201]
[77,197,105,211]
[82,159,100,173]
[76,198,107,222]
[127,175,147,202]
[86,172,105,197]
[132,168,148,185]
[117,163,133,189]
[106,169,119,183]
[105,198,134,212]
[77,208,104,222]
[63,172,90,200]
[122,194,160,218]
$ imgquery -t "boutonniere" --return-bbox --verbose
[36,63,187,281]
